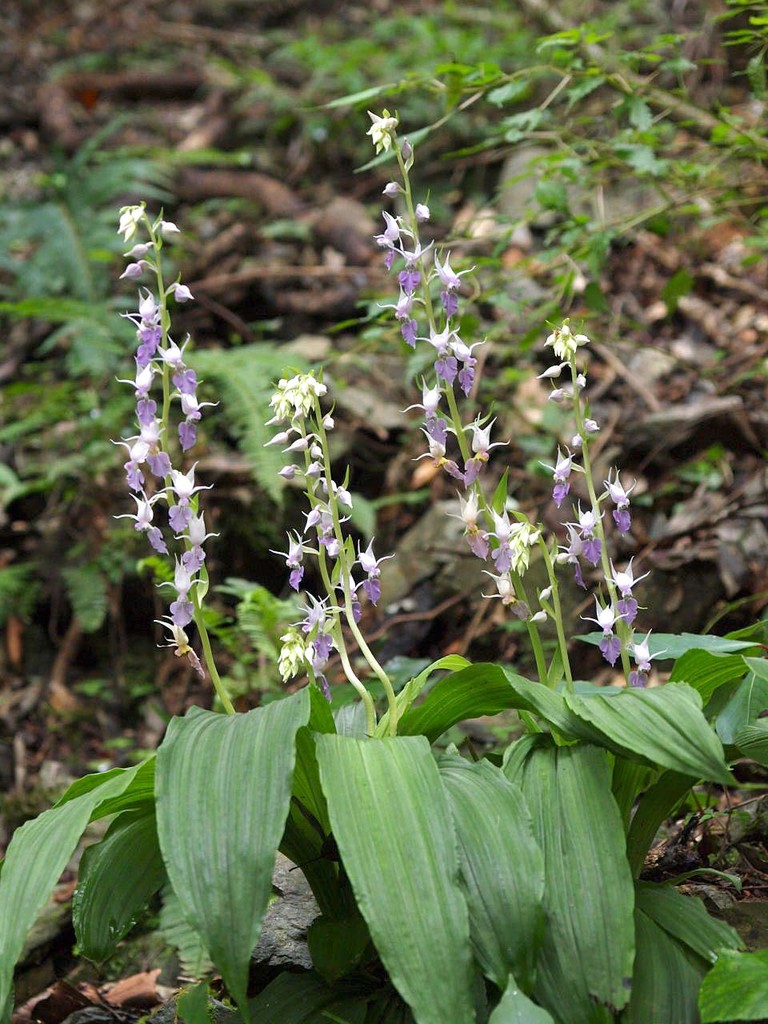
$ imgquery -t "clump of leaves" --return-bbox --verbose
[0,121,170,378]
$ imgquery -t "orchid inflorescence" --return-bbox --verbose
[265,372,396,734]
[114,204,234,714]
[362,110,661,689]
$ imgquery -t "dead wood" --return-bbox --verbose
[175,168,306,218]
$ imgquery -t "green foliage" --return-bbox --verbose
[0,635,758,1024]
[699,947,768,1022]
[193,344,309,504]
[0,126,168,378]
[211,578,301,697]
[158,886,214,980]
[61,563,109,634]
[0,565,41,627]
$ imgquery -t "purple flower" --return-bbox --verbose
[454,493,489,560]
[613,508,632,534]
[398,268,421,294]
[173,369,198,395]
[171,283,194,302]
[582,536,602,567]
[543,447,574,508]
[401,318,418,347]
[605,470,636,535]
[272,531,305,591]
[600,634,622,667]
[452,338,482,396]
[617,597,638,626]
[441,291,459,317]
[357,540,393,605]
[178,421,197,452]
[170,599,194,627]
[582,597,620,667]
[609,558,650,599]
[375,211,403,249]
[433,251,473,292]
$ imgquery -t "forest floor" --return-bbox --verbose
[2,0,768,1018]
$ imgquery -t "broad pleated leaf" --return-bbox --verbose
[715,668,768,744]
[625,771,693,878]
[635,882,741,963]
[578,633,758,659]
[155,689,310,1011]
[397,663,584,742]
[316,734,475,1024]
[621,909,705,1024]
[489,976,555,1024]
[246,971,343,1023]
[506,743,634,1023]
[564,684,732,784]
[54,756,155,815]
[306,911,370,984]
[0,762,144,1017]
[699,948,768,1022]
[439,756,545,990]
[74,809,166,961]
[734,720,768,764]
[668,650,747,702]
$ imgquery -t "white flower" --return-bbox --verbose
[545,321,590,361]
[269,373,328,424]
[278,628,311,682]
[118,204,145,242]
[366,109,399,153]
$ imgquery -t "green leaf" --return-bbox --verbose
[733,720,768,764]
[487,80,530,107]
[375,655,470,737]
[397,664,577,742]
[699,948,768,1021]
[62,563,108,633]
[492,470,510,514]
[177,981,213,1024]
[744,656,768,682]
[715,669,768,744]
[193,345,309,505]
[489,976,555,1024]
[507,743,634,1023]
[625,772,693,878]
[324,83,398,109]
[614,142,667,176]
[307,912,371,985]
[661,268,694,316]
[73,809,166,961]
[625,95,653,130]
[155,691,310,1011]
[55,756,156,819]
[668,649,747,702]
[535,180,570,214]
[0,762,144,1016]
[635,882,741,963]
[622,909,705,1024]
[564,684,732,784]
[439,757,544,991]
[246,970,340,1022]
[316,734,474,1024]
[577,632,757,659]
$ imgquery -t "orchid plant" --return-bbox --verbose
[0,113,766,1024]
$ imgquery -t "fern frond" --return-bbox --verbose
[159,884,214,979]
[0,564,42,626]
[61,564,108,633]
[193,345,309,504]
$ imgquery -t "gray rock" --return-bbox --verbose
[251,854,319,971]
